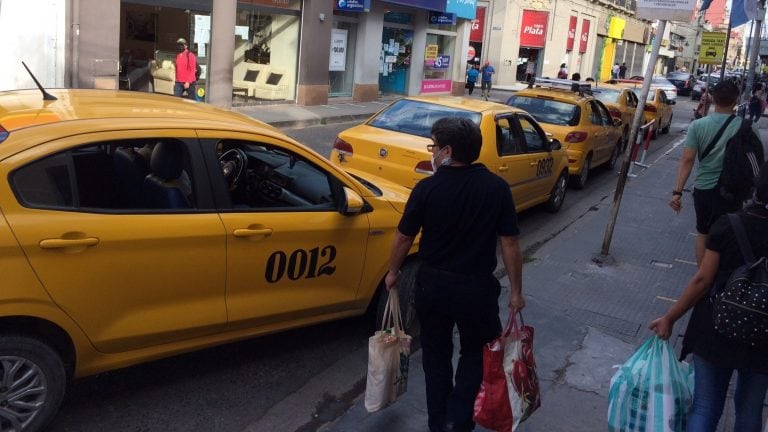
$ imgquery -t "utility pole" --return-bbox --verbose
[744,0,766,97]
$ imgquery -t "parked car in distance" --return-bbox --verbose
[665,72,696,96]
[691,73,722,100]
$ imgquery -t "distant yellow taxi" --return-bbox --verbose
[506,79,624,189]
[591,83,639,149]
[611,80,675,139]
[0,88,419,430]
[329,96,570,213]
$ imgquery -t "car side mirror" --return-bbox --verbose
[340,187,366,215]
[549,138,562,151]
[612,117,622,127]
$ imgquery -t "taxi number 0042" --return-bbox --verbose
[265,246,337,283]
[536,157,554,177]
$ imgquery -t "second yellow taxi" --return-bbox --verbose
[329,96,570,213]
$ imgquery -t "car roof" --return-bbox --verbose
[405,95,527,115]
[0,89,281,134]
[514,86,590,103]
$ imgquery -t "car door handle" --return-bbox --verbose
[39,237,99,249]
[498,165,509,172]
[233,228,273,238]
[529,162,538,166]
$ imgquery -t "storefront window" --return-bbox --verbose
[422,33,455,93]
[232,3,300,104]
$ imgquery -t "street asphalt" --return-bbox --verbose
[234,93,768,432]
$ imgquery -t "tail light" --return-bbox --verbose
[564,131,588,143]
[333,137,353,156]
[609,109,622,119]
[415,161,434,175]
[0,125,7,144]
[644,105,657,113]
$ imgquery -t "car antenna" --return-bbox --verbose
[21,61,58,101]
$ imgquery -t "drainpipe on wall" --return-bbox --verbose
[70,0,80,88]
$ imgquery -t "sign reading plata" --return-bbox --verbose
[698,32,726,65]
[636,0,695,22]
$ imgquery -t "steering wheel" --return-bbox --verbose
[219,148,248,191]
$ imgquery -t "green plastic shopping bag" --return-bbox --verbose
[607,336,694,432]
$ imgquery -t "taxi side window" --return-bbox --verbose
[517,115,546,153]
[660,92,669,104]
[588,102,603,126]
[11,139,196,211]
[594,101,613,126]
[495,118,522,156]
[214,140,337,211]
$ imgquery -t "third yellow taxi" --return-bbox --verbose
[590,83,639,149]
[506,78,624,189]
[329,96,570,213]
[611,79,675,139]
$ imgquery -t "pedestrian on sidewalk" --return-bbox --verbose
[174,37,197,100]
[466,65,479,96]
[619,62,627,79]
[670,80,761,266]
[650,161,768,432]
[384,117,524,432]
[480,60,495,101]
[611,63,620,79]
[557,63,568,79]
[748,82,764,124]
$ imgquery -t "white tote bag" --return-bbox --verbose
[364,288,411,413]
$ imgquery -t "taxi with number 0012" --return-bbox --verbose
[506,78,625,189]
[329,96,570,213]
[0,87,422,431]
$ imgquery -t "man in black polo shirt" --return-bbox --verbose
[385,117,524,432]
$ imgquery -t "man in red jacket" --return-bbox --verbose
[174,37,197,99]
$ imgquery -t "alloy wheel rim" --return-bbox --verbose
[580,159,590,184]
[0,357,47,432]
[554,175,566,206]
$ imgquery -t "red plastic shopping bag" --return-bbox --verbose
[473,312,540,432]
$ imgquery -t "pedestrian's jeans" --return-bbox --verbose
[173,82,197,100]
[415,266,501,432]
[687,354,768,432]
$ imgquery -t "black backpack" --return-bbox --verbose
[712,213,768,345]
[701,116,764,204]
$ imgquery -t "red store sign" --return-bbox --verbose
[566,16,577,51]
[470,7,486,42]
[519,10,548,48]
[579,19,590,53]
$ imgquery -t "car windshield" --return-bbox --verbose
[593,88,621,104]
[506,95,580,126]
[368,99,481,138]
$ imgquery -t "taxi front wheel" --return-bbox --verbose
[545,170,568,213]
[0,336,67,432]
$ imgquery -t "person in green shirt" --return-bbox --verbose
[670,80,762,266]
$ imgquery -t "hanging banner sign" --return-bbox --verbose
[470,7,486,42]
[334,0,371,12]
[698,31,726,65]
[329,29,348,71]
[520,10,548,48]
[636,0,695,22]
[579,19,590,53]
[446,0,477,19]
[566,16,577,51]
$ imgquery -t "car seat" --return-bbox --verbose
[143,142,191,209]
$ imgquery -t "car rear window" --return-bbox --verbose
[593,89,621,105]
[666,73,690,80]
[507,95,580,126]
[368,100,481,138]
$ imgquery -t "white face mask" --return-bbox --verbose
[430,147,452,172]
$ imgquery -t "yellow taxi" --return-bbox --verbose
[590,83,639,149]
[506,79,624,189]
[329,96,570,213]
[0,88,419,430]
[611,80,675,139]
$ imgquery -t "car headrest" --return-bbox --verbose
[150,142,184,180]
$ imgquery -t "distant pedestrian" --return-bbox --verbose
[571,72,581,81]
[466,65,479,96]
[557,63,568,79]
[670,80,761,266]
[651,161,768,432]
[480,60,495,101]
[525,56,537,83]
[174,37,197,100]
[619,62,627,79]
[612,63,620,79]
[749,83,764,124]
[385,117,524,432]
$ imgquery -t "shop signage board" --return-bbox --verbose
[579,19,590,53]
[698,31,726,65]
[520,10,548,48]
[334,0,371,12]
[422,79,452,93]
[434,55,451,69]
[425,44,439,62]
[636,0,695,22]
[382,0,446,11]
[446,0,477,19]
[429,11,456,25]
[469,6,485,42]
[329,29,348,72]
[566,16,577,51]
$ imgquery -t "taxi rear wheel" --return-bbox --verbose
[0,336,66,432]
[662,114,672,134]
[375,261,420,339]
[545,170,568,213]
[572,155,591,189]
